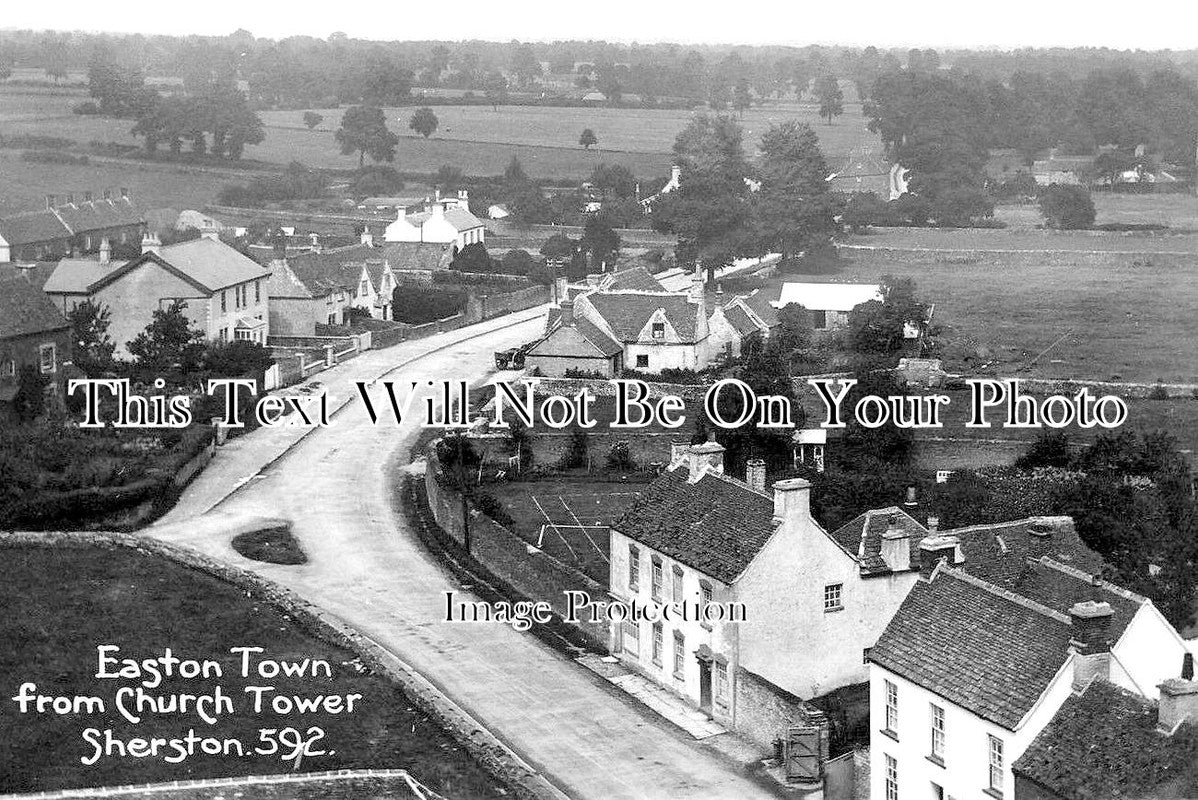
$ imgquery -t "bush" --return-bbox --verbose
[500,248,535,275]
[1038,184,1096,230]
[217,161,327,208]
[0,133,74,150]
[21,150,89,165]
[231,526,308,565]
[392,284,467,324]
[606,441,636,471]
[1149,383,1169,401]
[558,428,590,469]
[349,165,405,197]
[473,491,514,527]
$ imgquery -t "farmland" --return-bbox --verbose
[836,228,1198,384]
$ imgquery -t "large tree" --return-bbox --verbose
[751,121,837,265]
[408,106,439,138]
[67,300,116,378]
[814,74,844,124]
[335,105,399,168]
[126,300,205,374]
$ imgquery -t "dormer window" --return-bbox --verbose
[651,322,665,339]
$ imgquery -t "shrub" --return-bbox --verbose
[21,150,89,165]
[392,284,467,324]
[558,428,590,469]
[606,441,636,471]
[1038,184,1096,230]
[1149,383,1169,401]
[349,165,405,197]
[473,491,514,527]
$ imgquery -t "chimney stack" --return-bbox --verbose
[1029,520,1054,559]
[689,264,705,302]
[670,441,690,466]
[918,535,958,580]
[309,232,322,254]
[84,190,93,203]
[98,237,111,265]
[746,458,767,493]
[904,486,917,509]
[687,434,725,482]
[772,478,811,524]
[458,189,469,202]
[880,514,912,572]
[360,228,374,247]
[120,187,129,199]
[1069,600,1114,692]
[103,188,112,201]
[560,299,575,326]
[1157,678,1198,734]
[140,231,161,256]
[926,515,940,533]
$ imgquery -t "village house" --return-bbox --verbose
[380,240,455,280]
[260,245,372,335]
[383,189,485,252]
[42,235,270,356]
[0,274,71,418]
[707,293,776,360]
[867,541,1192,800]
[1032,152,1095,187]
[610,440,1109,756]
[0,191,145,263]
[1011,672,1198,799]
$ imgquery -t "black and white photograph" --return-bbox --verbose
[1,2,1197,798]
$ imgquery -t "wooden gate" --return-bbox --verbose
[784,725,822,782]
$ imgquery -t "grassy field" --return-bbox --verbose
[0,544,504,797]
[487,479,643,583]
[837,230,1198,384]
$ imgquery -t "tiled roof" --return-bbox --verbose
[262,259,316,300]
[603,266,667,292]
[742,287,780,328]
[0,262,57,290]
[405,207,484,232]
[53,197,143,235]
[612,465,777,583]
[381,242,453,272]
[724,303,761,336]
[1013,680,1198,799]
[527,316,623,359]
[43,258,122,294]
[0,209,71,246]
[831,507,929,573]
[0,276,69,340]
[279,245,378,297]
[584,291,702,342]
[149,239,269,293]
[869,562,1144,730]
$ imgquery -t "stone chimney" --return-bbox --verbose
[98,237,111,265]
[361,228,374,247]
[904,485,918,509]
[1157,678,1198,734]
[772,478,811,524]
[458,189,469,202]
[140,231,161,256]
[670,441,690,466]
[688,434,725,482]
[926,515,940,534]
[746,458,767,493]
[434,188,442,203]
[689,264,704,302]
[560,299,575,326]
[1028,520,1054,559]
[1069,600,1114,692]
[880,514,912,572]
[918,535,958,580]
[432,201,445,218]
[669,164,682,187]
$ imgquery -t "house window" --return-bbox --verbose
[360,279,369,296]
[699,581,713,629]
[885,680,898,734]
[255,280,261,304]
[235,329,254,341]
[824,583,843,612]
[885,754,898,800]
[623,618,639,658]
[221,290,227,313]
[812,309,828,329]
[714,660,728,703]
[651,322,665,339]
[930,704,945,762]
[628,545,640,590]
[636,354,648,368]
[38,343,56,374]
[651,558,663,602]
[3,359,14,376]
[672,565,683,603]
[672,632,685,678]
[988,735,1004,793]
[651,622,663,666]
[218,328,228,343]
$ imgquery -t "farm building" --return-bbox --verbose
[773,282,882,330]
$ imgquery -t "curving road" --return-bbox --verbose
[148,303,775,800]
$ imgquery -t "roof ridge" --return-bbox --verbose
[1036,557,1149,605]
[939,565,1072,624]
[703,468,774,500]
[941,516,1055,536]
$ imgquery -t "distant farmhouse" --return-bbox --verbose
[0,191,145,263]
[383,190,485,253]
[42,236,270,355]
[827,147,908,200]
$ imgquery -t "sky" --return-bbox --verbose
[3,0,1198,50]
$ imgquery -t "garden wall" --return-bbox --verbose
[424,446,610,649]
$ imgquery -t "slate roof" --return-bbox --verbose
[869,562,1145,730]
[527,316,623,359]
[602,266,667,292]
[283,246,370,298]
[612,465,778,584]
[742,287,780,328]
[53,197,143,235]
[43,258,120,294]
[405,207,484,232]
[0,262,57,290]
[583,291,702,342]
[381,242,453,272]
[1013,680,1198,799]
[0,276,69,340]
[0,209,71,246]
[136,239,268,293]
[831,507,930,573]
[724,303,762,337]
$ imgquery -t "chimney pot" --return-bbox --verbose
[771,478,811,524]
[905,486,917,507]
[927,515,940,533]
[918,535,958,580]
[746,458,767,493]
[98,238,111,265]
[1157,678,1198,733]
[120,187,129,199]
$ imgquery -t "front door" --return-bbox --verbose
[698,661,712,714]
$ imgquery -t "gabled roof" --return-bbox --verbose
[381,241,454,272]
[1013,680,1198,798]
[0,209,71,247]
[724,302,763,337]
[135,239,267,293]
[0,276,69,340]
[527,316,623,359]
[774,282,882,312]
[602,266,667,292]
[742,287,780,328]
[583,291,702,342]
[612,465,778,584]
[831,507,929,574]
[283,245,374,298]
[0,262,58,290]
[43,258,123,295]
[869,562,1145,730]
[404,207,484,232]
[53,197,143,235]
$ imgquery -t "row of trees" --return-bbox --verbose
[130,79,264,159]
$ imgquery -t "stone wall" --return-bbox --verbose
[734,666,830,754]
[0,530,563,800]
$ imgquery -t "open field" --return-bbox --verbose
[488,480,643,583]
[0,544,504,797]
[996,193,1198,231]
[837,229,1198,384]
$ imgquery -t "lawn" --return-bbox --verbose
[486,479,644,583]
[0,544,504,798]
[832,239,1198,384]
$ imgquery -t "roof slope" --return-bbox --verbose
[742,287,780,327]
[0,276,69,339]
[405,207,484,232]
[278,245,375,297]
[1013,680,1198,799]
[528,317,623,359]
[149,238,268,292]
[43,258,119,294]
[870,562,1144,730]
[0,209,71,246]
[381,242,454,272]
[53,197,143,234]
[584,291,701,342]
[724,303,762,336]
[613,466,777,583]
[603,266,667,292]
